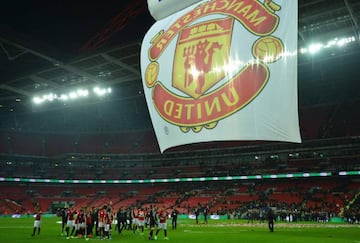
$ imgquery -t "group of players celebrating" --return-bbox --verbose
[60,204,172,240]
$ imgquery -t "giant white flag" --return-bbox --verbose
[141,0,301,153]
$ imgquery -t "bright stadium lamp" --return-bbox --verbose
[59,94,69,101]
[32,85,112,105]
[69,92,78,99]
[308,43,323,54]
[299,35,356,56]
[33,97,43,105]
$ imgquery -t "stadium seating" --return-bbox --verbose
[1,174,358,219]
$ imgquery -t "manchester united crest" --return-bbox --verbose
[173,18,233,99]
[143,0,293,137]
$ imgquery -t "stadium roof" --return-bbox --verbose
[0,0,359,132]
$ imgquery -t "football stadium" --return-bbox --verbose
[0,0,359,242]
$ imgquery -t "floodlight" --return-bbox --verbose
[325,39,337,48]
[77,89,89,97]
[93,87,108,96]
[47,93,57,101]
[308,43,323,54]
[300,35,356,56]
[69,92,78,99]
[32,85,112,105]
[93,87,101,95]
[33,97,43,105]
[59,94,68,101]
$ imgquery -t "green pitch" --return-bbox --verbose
[0,217,359,243]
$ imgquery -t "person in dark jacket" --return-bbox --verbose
[171,208,178,229]
[268,208,275,232]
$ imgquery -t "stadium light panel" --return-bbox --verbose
[69,92,78,99]
[308,43,323,54]
[93,86,112,97]
[299,35,356,56]
[94,87,104,96]
[299,48,307,54]
[76,89,89,97]
[32,85,112,105]
[33,97,43,104]
[47,93,57,101]
[59,94,69,101]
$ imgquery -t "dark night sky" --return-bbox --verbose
[0,0,153,58]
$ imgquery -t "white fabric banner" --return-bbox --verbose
[141,0,301,153]
[147,0,203,21]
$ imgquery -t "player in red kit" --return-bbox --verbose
[138,208,146,234]
[103,207,113,239]
[155,206,169,240]
[66,207,77,239]
[85,208,93,237]
[75,208,86,237]
[31,210,42,236]
[98,206,107,238]
[131,207,139,234]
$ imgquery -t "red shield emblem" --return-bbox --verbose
[172,17,234,99]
